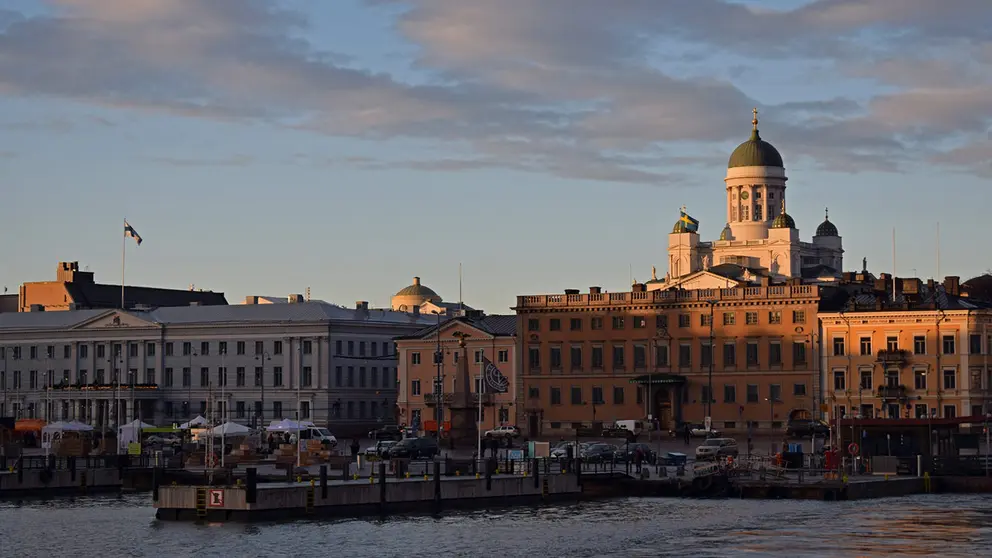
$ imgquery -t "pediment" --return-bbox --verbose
[72,311,159,330]
[438,321,493,341]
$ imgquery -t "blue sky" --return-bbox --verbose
[1,0,989,312]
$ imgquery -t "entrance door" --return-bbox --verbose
[653,388,672,430]
[528,413,539,438]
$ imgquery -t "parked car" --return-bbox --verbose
[369,425,404,441]
[550,441,587,461]
[580,443,617,463]
[687,424,721,438]
[614,443,657,464]
[786,419,830,438]
[694,438,739,461]
[387,437,439,459]
[364,440,398,458]
[484,425,521,439]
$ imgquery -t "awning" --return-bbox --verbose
[629,373,687,385]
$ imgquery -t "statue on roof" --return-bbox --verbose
[651,266,657,281]
[863,257,867,273]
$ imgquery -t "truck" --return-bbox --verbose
[601,420,643,441]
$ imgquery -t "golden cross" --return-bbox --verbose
[752,107,759,130]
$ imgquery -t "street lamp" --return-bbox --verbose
[255,351,270,427]
[2,345,8,417]
[765,396,776,453]
[706,300,717,424]
[187,348,198,421]
[432,310,443,441]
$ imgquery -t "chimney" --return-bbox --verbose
[760,276,771,287]
[631,283,646,292]
[927,279,936,290]
[412,305,420,317]
[412,276,421,286]
[29,304,44,312]
[189,301,201,306]
[589,286,602,294]
[465,309,484,319]
[355,301,369,319]
[564,289,580,295]
[842,272,854,283]
[944,276,960,296]
[243,296,260,305]
[288,294,304,303]
[902,278,921,295]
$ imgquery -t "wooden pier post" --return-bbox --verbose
[246,468,257,504]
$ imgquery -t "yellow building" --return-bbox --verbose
[820,276,992,420]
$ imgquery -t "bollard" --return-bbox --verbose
[69,456,77,482]
[286,466,293,483]
[152,466,160,502]
[246,468,258,504]
[533,458,540,488]
[576,458,582,488]
[485,458,494,491]
[379,462,387,504]
[433,461,442,508]
[320,465,328,499]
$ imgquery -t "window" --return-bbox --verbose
[723,343,736,367]
[768,311,782,324]
[793,383,807,396]
[612,346,625,368]
[302,340,312,354]
[914,370,927,390]
[411,352,421,365]
[359,341,368,357]
[498,350,509,363]
[792,310,806,324]
[860,370,872,390]
[633,316,646,329]
[970,334,982,355]
[233,367,244,387]
[887,336,899,351]
[885,369,899,387]
[678,314,690,328]
[217,367,227,387]
[255,341,264,355]
[128,343,138,358]
[256,367,264,387]
[302,366,312,387]
[236,401,246,419]
[200,342,209,356]
[371,367,379,388]
[723,384,736,403]
[634,345,646,368]
[655,345,669,367]
[145,368,155,384]
[943,405,956,419]
[833,337,845,356]
[592,386,604,405]
[833,371,845,391]
[550,347,562,369]
[371,343,378,357]
[182,367,191,387]
[474,350,483,364]
[746,342,759,367]
[549,319,561,331]
[570,318,582,331]
[860,337,872,356]
[745,312,758,326]
[570,386,582,405]
[273,366,283,387]
[528,319,540,331]
[236,341,245,355]
[722,312,735,326]
[79,345,88,359]
[528,348,540,370]
[701,386,712,404]
[700,343,712,367]
[656,315,668,329]
[550,387,562,405]
[273,401,283,418]
[591,317,603,330]
[200,367,209,387]
[942,335,955,355]
[592,347,603,368]
[943,369,956,390]
[613,386,624,404]
[60,345,70,359]
[218,341,228,355]
[273,341,283,355]
[679,344,691,367]
[384,341,391,356]
[769,384,782,402]
[570,346,581,370]
[359,367,366,388]
[411,380,421,396]
[612,316,625,330]
[526,386,540,400]
[701,314,712,327]
[793,342,807,365]
[769,342,782,366]
[96,345,106,359]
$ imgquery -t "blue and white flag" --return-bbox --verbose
[124,220,143,246]
[482,357,509,393]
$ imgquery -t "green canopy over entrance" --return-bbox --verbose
[628,373,687,385]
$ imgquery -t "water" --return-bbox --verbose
[1,494,991,557]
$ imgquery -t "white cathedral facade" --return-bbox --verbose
[648,110,844,291]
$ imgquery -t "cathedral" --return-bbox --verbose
[648,110,844,291]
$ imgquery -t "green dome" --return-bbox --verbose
[771,210,796,229]
[815,208,838,236]
[395,277,440,299]
[719,223,732,241]
[728,129,784,169]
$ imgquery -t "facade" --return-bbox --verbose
[0,301,434,435]
[649,110,844,291]
[819,276,992,420]
[17,261,227,312]
[513,282,822,437]
[395,313,516,434]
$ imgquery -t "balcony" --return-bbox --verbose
[877,384,909,400]
[876,349,912,366]
[424,393,495,407]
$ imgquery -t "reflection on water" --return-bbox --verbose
[1,493,991,557]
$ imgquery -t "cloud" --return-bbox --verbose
[0,0,988,183]
[149,154,254,167]
[0,150,17,160]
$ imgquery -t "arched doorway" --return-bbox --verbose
[653,388,673,431]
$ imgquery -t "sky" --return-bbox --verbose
[0,0,990,313]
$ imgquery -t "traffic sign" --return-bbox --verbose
[848,443,859,455]
[208,489,225,507]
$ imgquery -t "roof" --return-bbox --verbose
[64,282,227,309]
[0,302,436,331]
[818,282,992,313]
[801,264,839,280]
[962,274,992,302]
[815,213,838,237]
[771,209,796,229]
[397,314,517,340]
[728,128,784,168]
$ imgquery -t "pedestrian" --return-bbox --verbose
[350,438,360,462]
[634,447,643,473]
[683,424,691,446]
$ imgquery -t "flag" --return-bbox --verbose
[482,357,509,393]
[679,209,699,233]
[124,220,143,246]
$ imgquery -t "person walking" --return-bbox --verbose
[683,423,691,446]
[350,438,360,462]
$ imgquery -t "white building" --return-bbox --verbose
[0,300,434,435]
[650,110,844,291]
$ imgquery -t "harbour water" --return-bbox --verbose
[1,494,991,557]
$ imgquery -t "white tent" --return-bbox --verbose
[41,421,93,451]
[266,419,314,432]
[118,419,155,447]
[179,415,208,429]
[206,422,251,437]
[63,421,94,432]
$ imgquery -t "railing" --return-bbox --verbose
[0,454,163,471]
[516,285,819,308]
[423,393,496,406]
[877,384,909,399]
[876,349,912,365]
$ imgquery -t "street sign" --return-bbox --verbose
[208,489,225,507]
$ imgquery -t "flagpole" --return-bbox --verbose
[477,351,483,461]
[121,218,126,310]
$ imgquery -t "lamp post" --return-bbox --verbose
[255,351,270,427]
[2,345,8,417]
[706,300,716,425]
[432,310,443,441]
[765,396,775,454]
[187,348,198,421]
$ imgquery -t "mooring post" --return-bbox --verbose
[68,456,77,481]
[433,460,442,508]
[246,467,258,504]
[485,458,494,491]
[152,466,160,502]
[379,462,387,504]
[533,458,539,488]
[319,465,328,499]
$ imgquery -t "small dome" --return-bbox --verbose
[815,208,838,237]
[719,223,732,241]
[728,109,783,169]
[394,276,440,299]
[672,220,689,234]
[771,201,795,229]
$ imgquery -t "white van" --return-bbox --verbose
[297,423,338,447]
